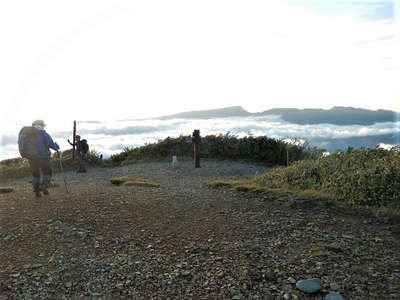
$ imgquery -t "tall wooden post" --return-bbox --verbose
[192,129,201,168]
[72,120,76,160]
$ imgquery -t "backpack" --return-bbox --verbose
[81,139,89,154]
[18,126,39,158]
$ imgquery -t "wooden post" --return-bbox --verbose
[72,120,76,160]
[192,129,201,168]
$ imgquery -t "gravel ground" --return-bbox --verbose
[0,160,399,299]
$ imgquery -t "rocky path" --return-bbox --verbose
[0,160,399,299]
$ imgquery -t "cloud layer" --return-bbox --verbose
[1,116,399,159]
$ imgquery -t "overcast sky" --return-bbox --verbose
[1,0,399,135]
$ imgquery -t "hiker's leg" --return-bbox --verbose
[40,158,52,190]
[75,150,82,171]
[80,153,87,172]
[28,158,41,196]
[77,152,86,172]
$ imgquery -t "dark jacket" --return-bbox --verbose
[69,139,88,154]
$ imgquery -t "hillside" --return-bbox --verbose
[0,160,399,299]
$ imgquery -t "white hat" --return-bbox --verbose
[32,120,46,127]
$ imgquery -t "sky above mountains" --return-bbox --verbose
[0,0,399,138]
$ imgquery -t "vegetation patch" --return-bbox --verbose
[360,255,375,262]
[208,149,400,221]
[255,148,400,206]
[0,187,14,193]
[208,179,331,200]
[208,179,251,188]
[107,134,317,166]
[313,242,345,253]
[111,177,160,188]
[295,242,346,260]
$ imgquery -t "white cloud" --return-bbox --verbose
[2,116,398,159]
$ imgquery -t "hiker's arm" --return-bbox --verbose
[67,139,74,146]
[44,133,60,151]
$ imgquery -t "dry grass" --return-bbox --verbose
[290,242,346,260]
[0,187,14,193]
[208,178,400,223]
[110,177,160,188]
[207,179,251,188]
[374,206,400,223]
[310,242,345,258]
[208,179,331,200]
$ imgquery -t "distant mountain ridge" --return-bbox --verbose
[157,106,250,120]
[260,106,398,125]
[156,106,399,125]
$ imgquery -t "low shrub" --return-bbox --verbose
[253,147,400,206]
[107,134,316,166]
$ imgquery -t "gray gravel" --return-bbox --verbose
[1,160,399,299]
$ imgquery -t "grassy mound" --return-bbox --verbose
[107,134,317,166]
[210,147,400,208]
[110,177,160,187]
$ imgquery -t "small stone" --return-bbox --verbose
[283,293,291,299]
[232,295,242,300]
[31,263,43,269]
[65,282,72,288]
[181,271,191,277]
[296,278,323,293]
[287,277,296,284]
[324,292,344,300]
[330,283,340,291]
[342,235,355,239]
[265,271,277,281]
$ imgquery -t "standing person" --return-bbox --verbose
[68,135,89,173]
[18,120,60,197]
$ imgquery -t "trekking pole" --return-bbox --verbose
[56,150,70,193]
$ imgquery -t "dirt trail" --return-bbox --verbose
[0,161,399,299]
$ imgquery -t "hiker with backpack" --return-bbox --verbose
[68,135,89,173]
[18,120,60,198]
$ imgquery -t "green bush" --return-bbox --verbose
[108,134,315,166]
[254,147,400,206]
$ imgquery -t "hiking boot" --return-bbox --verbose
[42,188,49,195]
[34,190,42,198]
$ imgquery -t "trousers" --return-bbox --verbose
[76,151,86,172]
[28,158,52,191]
